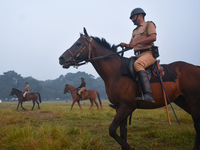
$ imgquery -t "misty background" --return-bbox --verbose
[1,0,200,80]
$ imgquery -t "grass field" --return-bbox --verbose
[0,100,195,150]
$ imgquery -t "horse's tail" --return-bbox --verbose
[96,91,102,109]
[37,92,42,103]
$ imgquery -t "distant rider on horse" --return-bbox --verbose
[22,82,29,101]
[77,77,86,100]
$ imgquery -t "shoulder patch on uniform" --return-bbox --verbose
[147,21,156,28]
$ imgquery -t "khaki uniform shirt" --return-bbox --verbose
[130,21,156,52]
[25,84,30,91]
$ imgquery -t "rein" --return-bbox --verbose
[65,86,78,92]
[86,46,132,61]
[69,36,132,67]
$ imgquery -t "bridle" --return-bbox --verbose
[65,85,78,93]
[67,35,131,68]
[67,36,93,68]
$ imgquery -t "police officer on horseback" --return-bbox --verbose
[121,8,157,103]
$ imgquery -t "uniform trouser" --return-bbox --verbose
[78,87,86,95]
[134,51,156,72]
[23,91,29,97]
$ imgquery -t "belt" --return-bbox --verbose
[135,48,151,56]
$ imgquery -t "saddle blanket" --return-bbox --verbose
[121,57,177,83]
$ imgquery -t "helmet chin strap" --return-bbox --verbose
[132,14,139,24]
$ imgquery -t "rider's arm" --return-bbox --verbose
[77,82,83,88]
[122,33,156,48]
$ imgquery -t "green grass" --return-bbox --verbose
[0,101,195,150]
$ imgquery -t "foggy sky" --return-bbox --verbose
[1,0,200,80]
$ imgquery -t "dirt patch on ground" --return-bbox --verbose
[24,110,60,120]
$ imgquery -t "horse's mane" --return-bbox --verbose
[12,88,22,93]
[91,36,118,53]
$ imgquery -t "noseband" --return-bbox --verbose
[67,35,131,68]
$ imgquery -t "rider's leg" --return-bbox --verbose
[78,90,82,100]
[78,87,86,100]
[23,91,27,102]
[135,70,155,102]
[134,52,156,103]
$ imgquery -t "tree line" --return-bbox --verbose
[0,71,107,101]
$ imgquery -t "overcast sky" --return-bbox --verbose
[1,0,200,81]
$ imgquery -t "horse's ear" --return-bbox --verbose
[80,33,83,37]
[83,27,89,37]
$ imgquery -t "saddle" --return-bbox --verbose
[22,93,29,101]
[77,89,87,100]
[121,57,177,83]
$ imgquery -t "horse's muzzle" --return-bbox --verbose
[59,56,73,68]
[59,56,65,65]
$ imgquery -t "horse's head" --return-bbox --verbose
[59,28,92,69]
[64,84,69,94]
[9,88,18,96]
[9,88,22,96]
[9,88,14,96]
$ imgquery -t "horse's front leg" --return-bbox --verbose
[77,100,83,110]
[120,117,128,143]
[109,104,134,150]
[16,102,20,110]
[21,102,26,110]
[70,100,76,111]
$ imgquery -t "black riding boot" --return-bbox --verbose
[135,70,155,103]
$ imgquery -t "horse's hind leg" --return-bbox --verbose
[36,100,40,109]
[93,99,99,109]
[89,99,94,110]
[31,101,35,110]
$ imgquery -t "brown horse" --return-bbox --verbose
[64,84,102,110]
[9,88,41,110]
[59,28,200,150]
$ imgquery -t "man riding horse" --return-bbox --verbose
[77,77,86,100]
[121,8,157,103]
[59,10,200,149]
[22,82,29,101]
